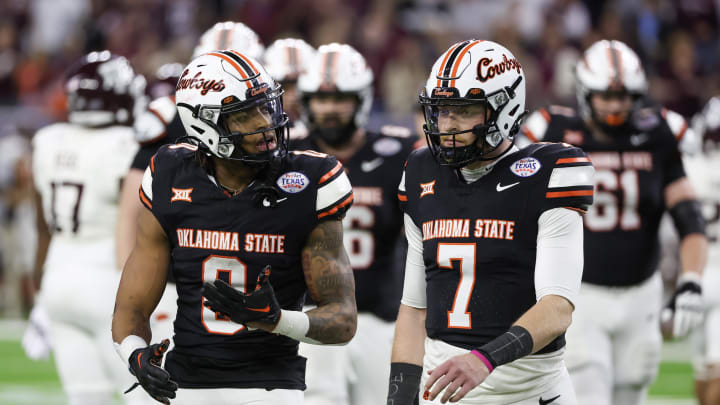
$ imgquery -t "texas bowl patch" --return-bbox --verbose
[510,157,541,177]
[276,171,310,193]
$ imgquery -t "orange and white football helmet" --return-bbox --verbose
[419,39,527,167]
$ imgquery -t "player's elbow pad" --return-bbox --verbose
[669,200,706,239]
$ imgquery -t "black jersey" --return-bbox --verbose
[291,127,417,321]
[521,105,690,286]
[399,144,593,352]
[131,95,185,171]
[139,144,353,389]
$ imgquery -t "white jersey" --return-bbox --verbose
[684,151,720,272]
[32,123,137,269]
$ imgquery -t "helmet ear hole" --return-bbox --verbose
[191,125,205,134]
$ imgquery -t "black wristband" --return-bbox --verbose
[387,362,422,405]
[474,325,534,369]
[669,200,706,239]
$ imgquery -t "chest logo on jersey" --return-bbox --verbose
[171,187,193,203]
[510,157,541,177]
[177,228,240,251]
[276,171,310,194]
[422,218,515,241]
[420,180,436,198]
[176,228,286,254]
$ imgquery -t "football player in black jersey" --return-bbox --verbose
[519,40,707,405]
[115,21,266,352]
[263,38,316,139]
[112,50,357,405]
[290,43,417,405]
[388,40,594,405]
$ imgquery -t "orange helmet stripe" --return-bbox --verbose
[208,52,252,88]
[227,49,260,75]
[449,40,481,87]
[436,41,464,88]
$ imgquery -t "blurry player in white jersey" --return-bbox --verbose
[519,40,707,405]
[115,21,265,348]
[662,97,720,405]
[31,51,153,405]
[291,43,417,405]
[263,38,316,139]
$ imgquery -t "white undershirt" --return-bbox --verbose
[458,145,519,183]
[401,207,584,309]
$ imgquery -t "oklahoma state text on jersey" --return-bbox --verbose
[138,144,353,390]
[398,144,594,351]
[522,105,690,286]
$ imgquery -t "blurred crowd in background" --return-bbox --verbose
[0,0,719,316]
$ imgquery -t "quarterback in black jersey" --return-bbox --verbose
[291,43,417,405]
[112,50,357,405]
[519,40,707,405]
[388,40,594,405]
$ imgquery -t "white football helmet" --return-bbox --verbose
[175,50,288,164]
[192,21,265,60]
[576,40,647,133]
[420,39,527,167]
[264,38,316,83]
[297,43,373,145]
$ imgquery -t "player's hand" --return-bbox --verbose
[202,265,281,326]
[423,352,490,403]
[662,273,703,339]
[126,339,177,405]
[22,305,52,360]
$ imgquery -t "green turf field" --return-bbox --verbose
[0,337,698,405]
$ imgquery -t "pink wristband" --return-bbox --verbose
[471,350,494,373]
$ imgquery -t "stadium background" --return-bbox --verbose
[0,0,718,403]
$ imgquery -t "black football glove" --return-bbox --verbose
[125,339,177,404]
[202,265,281,325]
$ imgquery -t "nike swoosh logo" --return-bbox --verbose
[361,157,384,172]
[263,197,288,207]
[539,394,561,405]
[247,305,271,313]
[496,182,520,192]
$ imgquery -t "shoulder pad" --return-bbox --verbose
[134,96,178,144]
[531,143,594,212]
[528,142,590,164]
[291,149,329,159]
[521,108,551,142]
[152,143,197,172]
[662,108,689,141]
[379,124,412,138]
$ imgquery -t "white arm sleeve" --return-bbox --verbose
[535,208,584,306]
[401,214,427,308]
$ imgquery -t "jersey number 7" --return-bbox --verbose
[438,243,476,329]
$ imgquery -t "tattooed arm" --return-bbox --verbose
[301,219,357,344]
